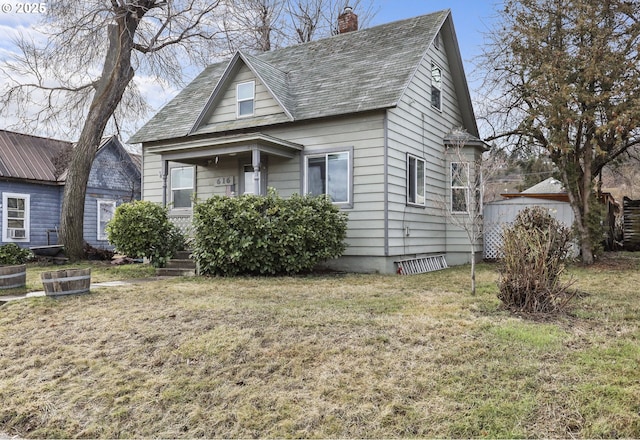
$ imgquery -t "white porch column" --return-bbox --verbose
[160,158,168,207]
[252,148,261,195]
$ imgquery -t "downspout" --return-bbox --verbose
[384,112,389,257]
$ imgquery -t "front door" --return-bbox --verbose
[242,161,267,195]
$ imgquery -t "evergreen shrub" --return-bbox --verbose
[192,190,348,276]
[0,243,32,265]
[106,201,185,268]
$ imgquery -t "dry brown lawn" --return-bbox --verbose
[0,255,639,438]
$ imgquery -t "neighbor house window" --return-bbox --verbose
[2,193,30,242]
[407,154,426,206]
[171,166,194,209]
[97,200,116,241]
[237,81,255,117]
[305,150,351,205]
[431,63,442,110]
[451,162,469,213]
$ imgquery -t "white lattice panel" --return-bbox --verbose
[169,214,193,237]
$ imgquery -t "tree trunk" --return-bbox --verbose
[470,248,476,296]
[59,22,136,260]
[560,152,595,266]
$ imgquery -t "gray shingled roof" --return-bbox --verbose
[522,177,566,194]
[130,9,451,144]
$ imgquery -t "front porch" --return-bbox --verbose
[147,132,303,226]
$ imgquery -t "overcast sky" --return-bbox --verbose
[0,1,501,142]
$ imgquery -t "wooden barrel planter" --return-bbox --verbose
[0,264,27,290]
[41,268,91,296]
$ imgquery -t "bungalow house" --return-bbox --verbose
[0,130,141,249]
[129,8,487,274]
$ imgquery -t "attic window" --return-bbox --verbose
[431,63,442,111]
[237,81,255,117]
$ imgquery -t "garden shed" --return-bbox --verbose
[483,178,576,259]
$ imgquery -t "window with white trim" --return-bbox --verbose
[2,193,30,242]
[171,166,194,209]
[431,63,442,110]
[407,154,426,206]
[237,81,255,117]
[97,200,116,241]
[451,162,469,213]
[305,150,351,205]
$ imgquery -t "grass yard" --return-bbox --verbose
[0,256,639,438]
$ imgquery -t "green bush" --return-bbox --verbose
[0,243,32,265]
[192,190,348,276]
[497,206,574,312]
[106,201,185,268]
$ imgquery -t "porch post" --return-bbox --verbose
[161,158,168,207]
[252,148,261,195]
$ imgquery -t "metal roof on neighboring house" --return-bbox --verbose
[130,9,477,144]
[0,129,72,183]
[0,130,138,184]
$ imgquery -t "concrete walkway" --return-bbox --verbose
[0,280,132,303]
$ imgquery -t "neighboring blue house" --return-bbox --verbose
[0,130,141,250]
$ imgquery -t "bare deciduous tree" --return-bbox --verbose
[437,129,503,295]
[0,0,224,260]
[0,0,378,260]
[223,0,378,52]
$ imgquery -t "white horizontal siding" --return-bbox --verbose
[205,65,286,126]
[265,113,386,256]
[142,152,163,203]
[141,112,387,257]
[386,39,469,258]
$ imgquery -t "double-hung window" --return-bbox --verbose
[451,162,470,213]
[237,81,255,117]
[171,166,194,209]
[97,200,116,241]
[305,150,351,205]
[431,63,442,110]
[407,154,426,206]
[2,193,29,242]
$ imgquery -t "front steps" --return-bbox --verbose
[156,251,197,277]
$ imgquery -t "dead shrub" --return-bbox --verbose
[498,206,575,312]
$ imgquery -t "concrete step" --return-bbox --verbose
[173,251,192,260]
[166,259,196,270]
[156,250,196,277]
[156,267,197,277]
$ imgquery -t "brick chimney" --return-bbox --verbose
[338,6,358,34]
